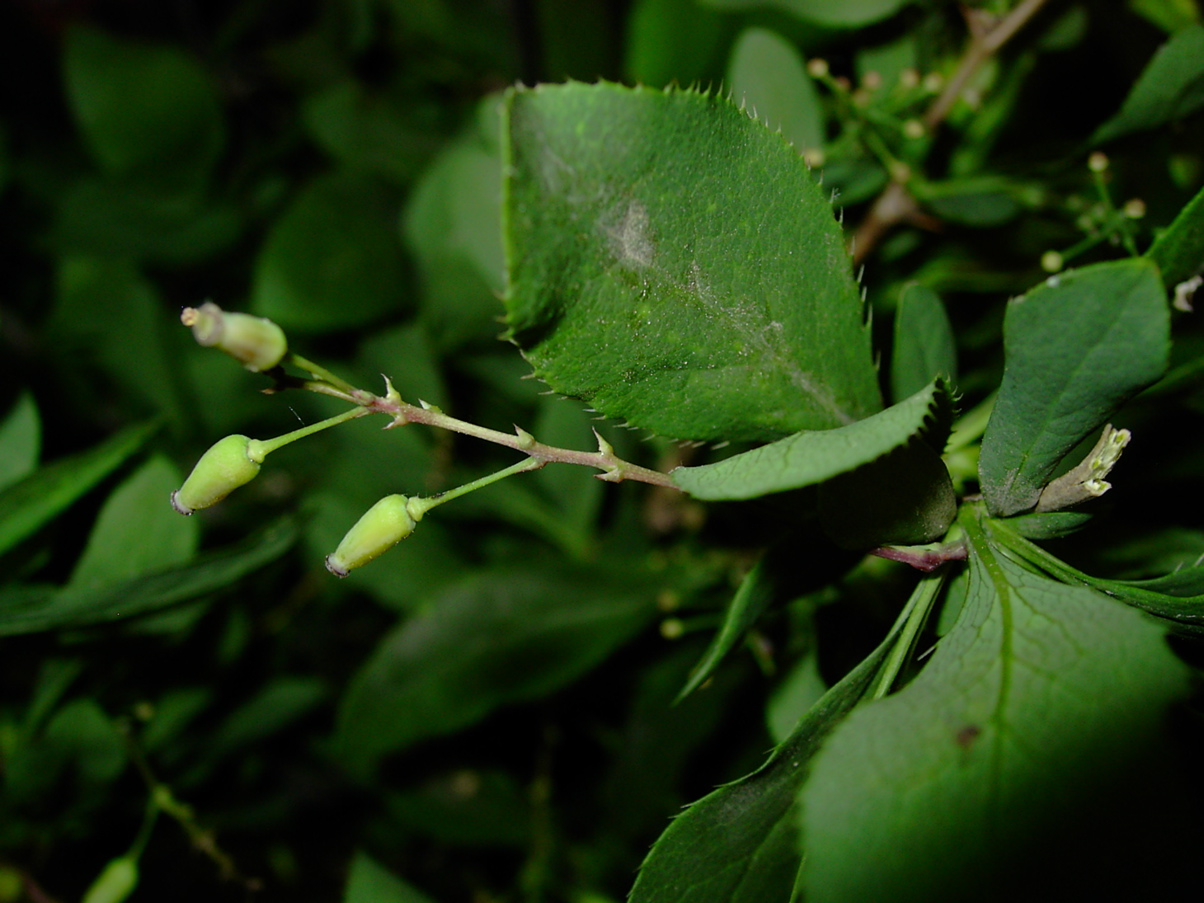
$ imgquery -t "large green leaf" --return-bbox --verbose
[978,259,1168,517]
[0,518,296,636]
[1147,181,1204,288]
[333,564,656,778]
[0,421,157,558]
[630,578,930,903]
[1091,23,1204,144]
[671,378,950,500]
[989,518,1204,635]
[799,508,1193,902]
[503,82,881,443]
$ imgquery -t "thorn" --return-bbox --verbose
[418,398,443,413]
[593,428,616,457]
[515,425,536,449]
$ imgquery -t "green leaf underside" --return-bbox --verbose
[0,421,158,558]
[672,378,950,500]
[1091,23,1204,145]
[334,565,655,778]
[0,518,297,636]
[1147,180,1204,288]
[799,508,1190,902]
[503,82,881,443]
[630,581,922,903]
[978,259,1168,517]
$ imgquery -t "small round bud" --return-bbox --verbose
[171,434,263,515]
[325,494,420,577]
[1041,251,1064,273]
[1122,198,1146,219]
[903,119,925,139]
[899,68,920,90]
[82,857,139,903]
[806,58,829,79]
[1087,151,1109,173]
[181,303,288,372]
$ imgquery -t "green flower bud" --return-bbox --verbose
[325,494,420,577]
[181,302,288,372]
[171,434,265,515]
[82,857,139,903]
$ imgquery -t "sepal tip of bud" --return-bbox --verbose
[325,494,420,577]
[171,434,262,515]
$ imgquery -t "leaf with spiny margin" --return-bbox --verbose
[799,510,1192,902]
[672,378,951,500]
[503,82,881,443]
[978,259,1168,517]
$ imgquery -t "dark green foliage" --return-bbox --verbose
[3,2,1204,901]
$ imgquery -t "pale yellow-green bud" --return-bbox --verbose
[82,857,139,903]
[171,434,264,515]
[325,494,420,577]
[181,302,288,372]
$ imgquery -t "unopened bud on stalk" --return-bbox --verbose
[170,434,265,515]
[82,857,139,903]
[181,302,288,372]
[325,494,422,577]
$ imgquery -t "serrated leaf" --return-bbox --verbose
[1147,180,1204,287]
[0,421,157,558]
[630,580,924,903]
[978,259,1168,517]
[1091,23,1204,144]
[0,518,296,636]
[799,509,1192,901]
[890,282,957,403]
[503,82,881,443]
[727,27,824,155]
[672,378,950,500]
[333,564,656,778]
